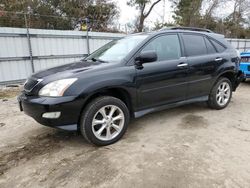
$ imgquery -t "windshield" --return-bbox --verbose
[86,35,148,62]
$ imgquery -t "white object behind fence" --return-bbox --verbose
[0,27,249,84]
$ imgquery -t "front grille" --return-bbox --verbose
[24,78,39,92]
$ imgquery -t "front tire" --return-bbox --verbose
[208,77,232,110]
[80,96,130,146]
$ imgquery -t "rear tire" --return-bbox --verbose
[80,96,130,146]
[208,77,232,110]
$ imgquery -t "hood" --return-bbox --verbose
[32,60,102,79]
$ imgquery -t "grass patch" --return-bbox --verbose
[0,88,21,99]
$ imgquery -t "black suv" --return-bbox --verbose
[18,27,242,145]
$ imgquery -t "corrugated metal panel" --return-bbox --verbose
[227,38,250,52]
[0,27,125,84]
[0,36,29,58]
[0,60,32,82]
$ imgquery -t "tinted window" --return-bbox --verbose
[183,34,207,56]
[141,34,181,61]
[210,39,226,53]
[86,35,148,62]
[204,37,217,54]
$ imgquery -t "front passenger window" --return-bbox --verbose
[141,34,181,61]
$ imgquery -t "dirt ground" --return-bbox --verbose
[0,83,250,188]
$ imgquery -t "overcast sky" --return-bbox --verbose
[115,0,174,26]
[114,0,237,27]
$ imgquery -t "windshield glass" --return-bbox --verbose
[86,35,148,62]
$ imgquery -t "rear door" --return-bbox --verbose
[181,33,222,99]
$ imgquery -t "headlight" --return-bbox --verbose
[39,78,77,97]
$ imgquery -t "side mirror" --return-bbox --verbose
[135,51,157,65]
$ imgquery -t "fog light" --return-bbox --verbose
[42,112,61,119]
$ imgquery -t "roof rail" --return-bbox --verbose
[160,26,213,33]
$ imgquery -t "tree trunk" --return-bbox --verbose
[138,15,145,32]
[135,0,162,32]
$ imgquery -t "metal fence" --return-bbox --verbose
[227,38,250,52]
[0,27,250,84]
[0,27,125,84]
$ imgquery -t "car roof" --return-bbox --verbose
[137,27,223,40]
[142,29,228,46]
[129,27,231,48]
[130,27,224,39]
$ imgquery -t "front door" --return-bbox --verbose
[135,34,188,110]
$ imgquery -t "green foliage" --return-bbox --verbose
[0,0,119,31]
[172,0,202,26]
[153,21,175,30]
[127,0,151,7]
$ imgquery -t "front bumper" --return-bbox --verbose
[18,93,85,131]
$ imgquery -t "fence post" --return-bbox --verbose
[244,40,247,52]
[24,14,35,73]
[237,39,240,51]
[125,24,128,34]
[86,18,90,56]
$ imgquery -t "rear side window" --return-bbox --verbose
[204,37,217,54]
[142,34,181,61]
[183,34,207,56]
[210,39,226,53]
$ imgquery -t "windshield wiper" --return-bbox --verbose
[91,58,107,63]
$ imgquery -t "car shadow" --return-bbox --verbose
[242,80,250,85]
[9,102,209,150]
[39,102,209,145]
[127,102,209,132]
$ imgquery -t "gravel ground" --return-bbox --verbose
[0,83,250,188]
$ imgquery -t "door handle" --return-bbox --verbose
[215,57,223,62]
[177,63,188,68]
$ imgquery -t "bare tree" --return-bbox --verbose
[202,0,224,27]
[127,0,162,32]
[204,0,219,18]
[230,0,250,36]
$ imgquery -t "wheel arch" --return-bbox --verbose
[79,87,135,125]
[215,71,237,91]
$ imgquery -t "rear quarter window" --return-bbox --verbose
[204,37,217,54]
[210,39,226,53]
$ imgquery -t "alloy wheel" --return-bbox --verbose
[91,105,125,141]
[216,82,231,106]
